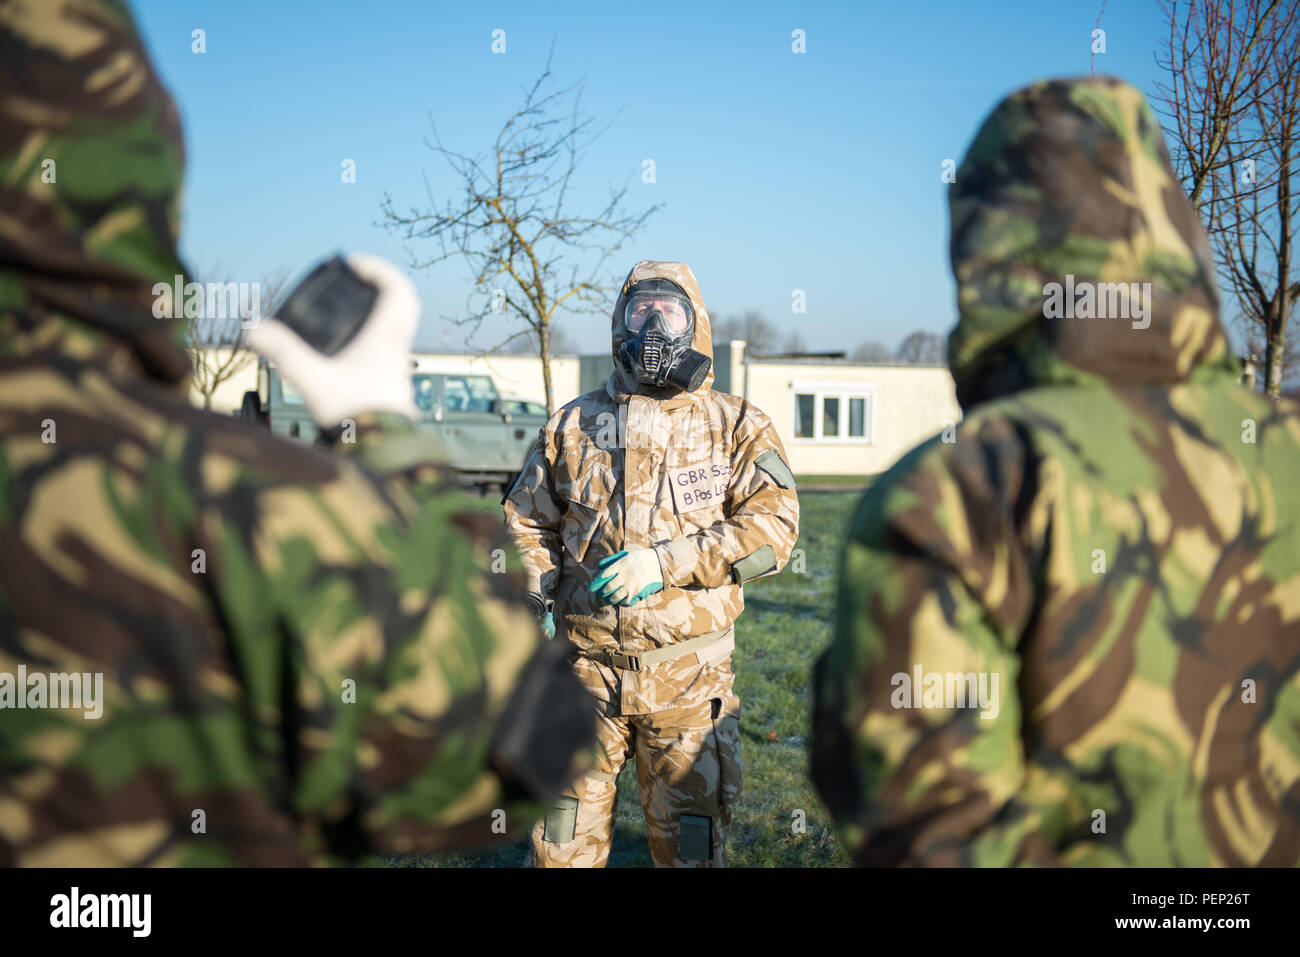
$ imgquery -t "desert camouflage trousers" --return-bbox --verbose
[528,658,742,868]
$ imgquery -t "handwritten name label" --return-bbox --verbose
[670,462,730,513]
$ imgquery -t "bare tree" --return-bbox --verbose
[712,311,781,355]
[498,323,578,356]
[186,268,286,412]
[1155,0,1300,398]
[379,54,659,414]
[1239,313,1300,389]
[1217,13,1300,399]
[782,331,809,354]
[895,330,946,364]
[851,340,892,362]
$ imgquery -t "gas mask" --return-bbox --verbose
[616,279,712,393]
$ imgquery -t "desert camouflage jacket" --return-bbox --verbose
[812,78,1300,867]
[0,0,592,867]
[505,261,800,715]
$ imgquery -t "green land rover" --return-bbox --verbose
[241,358,548,493]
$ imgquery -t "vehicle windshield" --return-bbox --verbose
[502,398,547,416]
[414,374,498,412]
[413,374,437,412]
[280,377,306,406]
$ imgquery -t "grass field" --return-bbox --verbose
[387,488,861,868]
[794,473,872,487]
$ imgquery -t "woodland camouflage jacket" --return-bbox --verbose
[812,77,1300,867]
[0,0,592,867]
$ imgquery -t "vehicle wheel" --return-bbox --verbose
[240,390,267,426]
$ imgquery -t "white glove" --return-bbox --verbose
[246,253,419,427]
[589,548,665,606]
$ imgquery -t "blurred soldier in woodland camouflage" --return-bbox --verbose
[812,77,1300,867]
[505,261,800,867]
[0,0,593,866]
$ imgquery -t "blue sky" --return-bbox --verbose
[134,0,1177,355]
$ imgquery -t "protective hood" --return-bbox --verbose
[947,76,1235,410]
[0,0,191,387]
[608,260,714,402]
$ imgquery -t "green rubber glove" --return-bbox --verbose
[589,549,664,606]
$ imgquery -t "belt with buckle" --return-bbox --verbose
[571,630,733,673]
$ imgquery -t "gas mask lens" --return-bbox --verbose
[624,293,693,334]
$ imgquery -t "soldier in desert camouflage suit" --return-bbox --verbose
[505,261,800,867]
[0,0,593,866]
[812,77,1300,867]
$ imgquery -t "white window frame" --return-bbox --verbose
[790,380,874,444]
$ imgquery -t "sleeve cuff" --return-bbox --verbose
[524,568,544,596]
[653,538,699,587]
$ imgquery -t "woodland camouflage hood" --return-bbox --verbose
[0,0,191,387]
[947,76,1237,409]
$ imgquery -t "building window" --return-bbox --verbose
[790,383,873,443]
[794,393,816,438]
[849,397,865,437]
[822,397,839,437]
